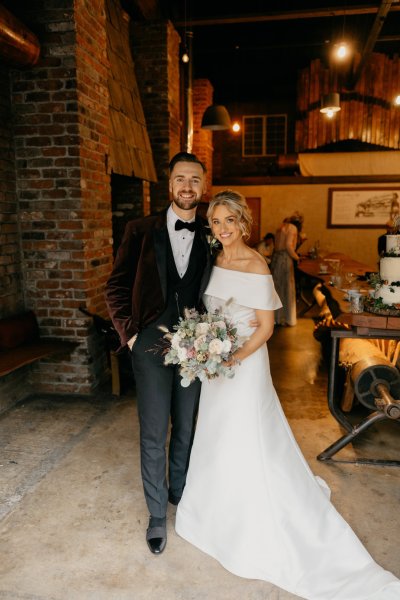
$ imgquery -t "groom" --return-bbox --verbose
[105,152,212,555]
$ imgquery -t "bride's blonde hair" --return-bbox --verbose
[207,189,253,240]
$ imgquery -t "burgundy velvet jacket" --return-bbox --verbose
[105,209,212,349]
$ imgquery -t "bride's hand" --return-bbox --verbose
[223,355,241,368]
[249,318,259,328]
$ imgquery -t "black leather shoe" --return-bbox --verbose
[168,491,181,506]
[146,516,167,555]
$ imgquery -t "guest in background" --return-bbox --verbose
[270,213,303,326]
[290,212,307,252]
[255,232,275,264]
[289,212,307,300]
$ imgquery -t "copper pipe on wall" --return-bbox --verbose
[0,4,40,67]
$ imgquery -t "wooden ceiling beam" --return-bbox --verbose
[348,0,395,89]
[173,4,400,27]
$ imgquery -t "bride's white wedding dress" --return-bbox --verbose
[175,266,400,600]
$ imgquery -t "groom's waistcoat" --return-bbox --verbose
[152,230,206,330]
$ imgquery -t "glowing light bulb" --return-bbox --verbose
[232,121,241,133]
[182,52,189,63]
[326,109,334,118]
[337,43,347,59]
[395,95,400,106]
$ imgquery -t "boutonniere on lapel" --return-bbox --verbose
[205,226,221,255]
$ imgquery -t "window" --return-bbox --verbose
[243,114,287,157]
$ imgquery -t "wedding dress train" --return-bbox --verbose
[175,266,400,600]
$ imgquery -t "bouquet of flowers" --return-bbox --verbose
[160,306,246,387]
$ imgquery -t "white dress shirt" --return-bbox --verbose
[167,205,196,278]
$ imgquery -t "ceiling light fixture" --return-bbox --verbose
[181,0,189,64]
[320,93,341,117]
[395,95,400,106]
[201,105,231,130]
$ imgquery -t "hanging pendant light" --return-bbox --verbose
[201,105,231,130]
[320,93,341,117]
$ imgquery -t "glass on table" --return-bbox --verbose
[350,293,364,314]
[344,272,357,288]
[325,258,341,275]
[319,262,328,274]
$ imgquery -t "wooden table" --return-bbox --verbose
[298,252,374,282]
[297,252,373,318]
[298,252,400,330]
[298,253,400,465]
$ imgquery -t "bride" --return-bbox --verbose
[175,190,400,600]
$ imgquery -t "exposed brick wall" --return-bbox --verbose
[132,20,182,212]
[0,66,22,316]
[0,65,31,413]
[0,4,194,402]
[72,0,113,391]
[75,0,112,317]
[192,79,213,197]
[8,0,112,395]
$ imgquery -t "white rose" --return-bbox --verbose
[222,339,232,353]
[208,338,224,354]
[177,346,188,362]
[195,322,210,336]
[171,333,182,349]
[213,320,226,330]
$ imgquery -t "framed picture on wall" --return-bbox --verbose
[327,187,400,228]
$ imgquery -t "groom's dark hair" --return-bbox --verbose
[169,152,207,174]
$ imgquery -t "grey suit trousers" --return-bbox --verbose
[131,325,200,518]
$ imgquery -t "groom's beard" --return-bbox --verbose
[173,194,201,212]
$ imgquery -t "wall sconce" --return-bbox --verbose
[320,93,341,118]
[201,105,231,130]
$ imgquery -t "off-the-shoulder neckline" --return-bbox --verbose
[213,265,272,277]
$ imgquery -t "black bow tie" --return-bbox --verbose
[175,219,196,232]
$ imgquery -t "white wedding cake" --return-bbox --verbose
[375,234,400,306]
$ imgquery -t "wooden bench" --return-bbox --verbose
[0,310,77,377]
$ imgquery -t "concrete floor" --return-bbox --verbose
[0,318,399,600]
